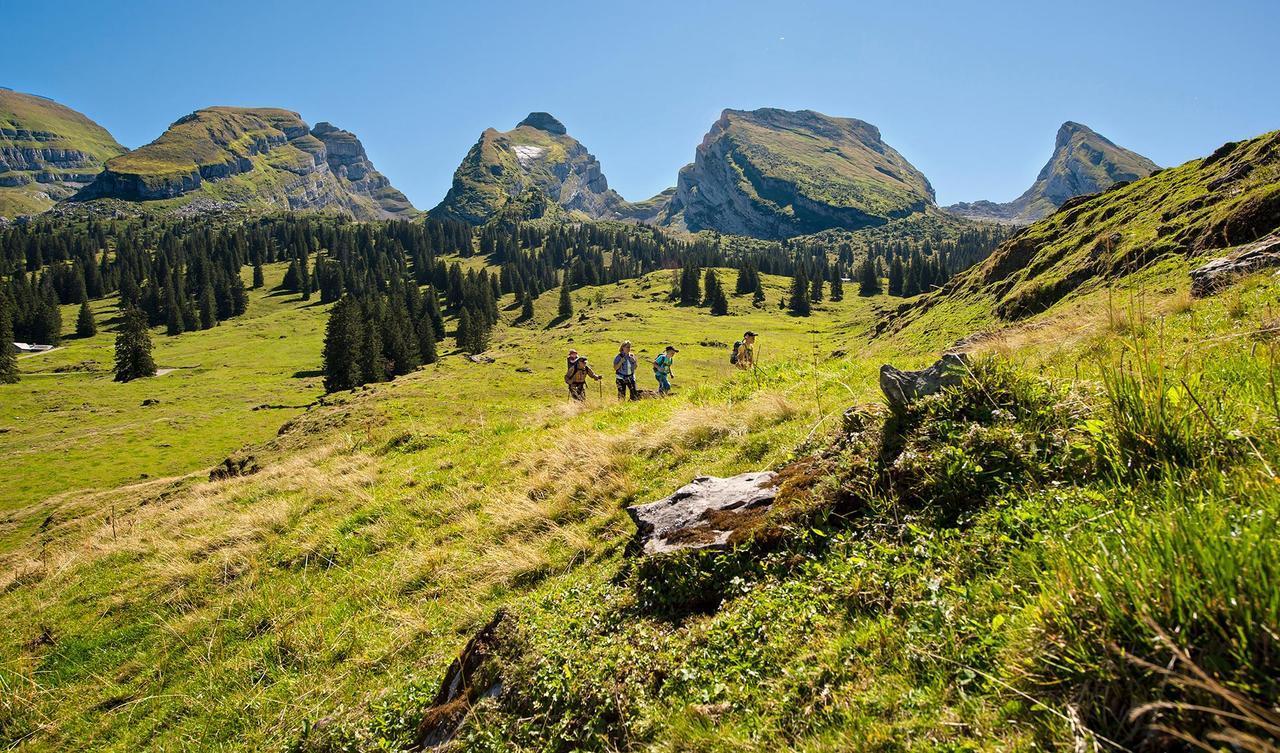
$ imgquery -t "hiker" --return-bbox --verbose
[613,340,639,401]
[732,330,758,369]
[652,345,677,395]
[566,354,602,401]
[564,349,579,382]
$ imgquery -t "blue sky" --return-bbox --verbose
[3,0,1277,208]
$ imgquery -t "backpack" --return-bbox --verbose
[730,341,742,365]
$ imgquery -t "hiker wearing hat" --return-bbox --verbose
[652,345,678,395]
[613,341,639,401]
[732,331,758,369]
[566,353,602,401]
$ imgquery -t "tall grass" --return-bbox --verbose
[1033,475,1280,749]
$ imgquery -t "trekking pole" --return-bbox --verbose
[598,378,603,402]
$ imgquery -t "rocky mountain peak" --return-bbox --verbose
[946,121,1158,224]
[516,112,567,135]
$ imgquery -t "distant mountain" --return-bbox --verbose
[431,112,634,224]
[945,122,1158,224]
[0,87,127,217]
[76,107,414,219]
[655,108,936,240]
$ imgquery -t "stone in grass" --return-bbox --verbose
[879,353,969,413]
[1190,232,1280,297]
[626,472,778,556]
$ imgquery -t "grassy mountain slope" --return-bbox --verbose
[946,122,1159,224]
[4,129,1280,752]
[895,128,1280,349]
[0,88,127,217]
[663,108,936,239]
[77,107,414,219]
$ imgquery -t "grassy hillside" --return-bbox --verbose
[0,88,127,216]
[3,127,1280,751]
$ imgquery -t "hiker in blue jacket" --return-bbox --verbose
[652,345,677,395]
[613,340,639,401]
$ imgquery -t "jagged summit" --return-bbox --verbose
[945,121,1158,224]
[516,112,567,135]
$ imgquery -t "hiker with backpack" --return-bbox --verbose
[732,331,758,369]
[652,345,678,395]
[613,341,639,401]
[565,352,602,401]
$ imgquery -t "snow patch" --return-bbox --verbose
[512,145,547,167]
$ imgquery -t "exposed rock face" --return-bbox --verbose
[946,122,1158,224]
[0,88,127,217]
[1190,233,1280,297]
[880,353,969,412]
[626,472,778,555]
[430,112,629,224]
[658,108,935,240]
[76,107,414,219]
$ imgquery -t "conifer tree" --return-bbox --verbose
[888,257,905,296]
[788,269,811,316]
[164,283,183,336]
[415,312,438,365]
[0,298,19,384]
[456,308,474,351]
[113,304,156,382]
[710,281,729,315]
[381,297,420,376]
[359,300,385,384]
[520,292,535,322]
[252,263,265,290]
[829,270,844,302]
[558,274,573,318]
[858,258,882,296]
[322,295,364,392]
[199,283,217,329]
[810,274,824,303]
[702,268,721,307]
[76,300,97,338]
[752,278,766,308]
[424,286,445,341]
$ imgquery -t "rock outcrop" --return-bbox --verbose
[879,353,969,412]
[76,107,414,219]
[626,472,778,555]
[657,108,935,240]
[431,112,630,224]
[0,88,127,217]
[946,122,1158,225]
[1190,232,1280,297]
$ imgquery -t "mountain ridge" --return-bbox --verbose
[0,87,127,217]
[76,106,415,220]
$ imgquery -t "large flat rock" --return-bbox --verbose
[626,472,777,556]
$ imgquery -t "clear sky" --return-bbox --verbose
[3,0,1277,209]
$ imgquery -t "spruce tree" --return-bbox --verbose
[858,258,882,296]
[358,299,385,384]
[252,263,265,290]
[165,283,183,336]
[702,268,720,307]
[113,304,156,382]
[520,292,535,322]
[810,274,824,303]
[381,297,421,376]
[415,312,438,365]
[558,274,573,318]
[199,282,217,329]
[788,270,811,316]
[456,308,474,351]
[752,278,766,308]
[322,296,363,392]
[829,270,844,302]
[710,282,729,315]
[76,301,97,338]
[888,257,905,296]
[0,299,19,384]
